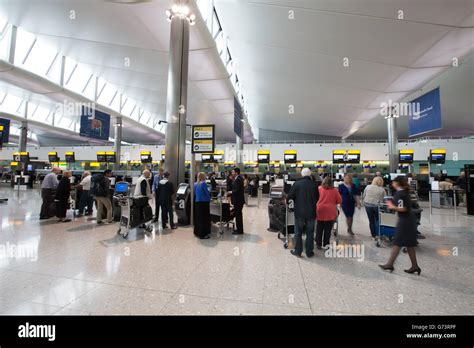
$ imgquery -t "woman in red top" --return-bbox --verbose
[316,177,342,249]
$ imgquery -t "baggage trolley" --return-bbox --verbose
[332,208,340,245]
[376,203,397,247]
[279,199,295,249]
[114,182,153,239]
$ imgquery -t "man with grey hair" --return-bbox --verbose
[287,167,319,258]
[77,171,93,216]
[40,167,61,220]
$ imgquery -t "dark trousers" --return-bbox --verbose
[316,220,334,247]
[234,203,244,233]
[194,202,211,238]
[57,198,68,219]
[365,205,379,237]
[154,192,160,220]
[40,189,55,218]
[78,190,93,214]
[294,218,315,255]
[161,202,174,227]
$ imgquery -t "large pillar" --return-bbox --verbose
[114,116,122,169]
[164,1,191,189]
[236,135,243,165]
[387,116,399,173]
[18,120,28,153]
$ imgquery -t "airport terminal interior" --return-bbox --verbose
[0,0,473,316]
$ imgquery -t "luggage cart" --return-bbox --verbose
[210,185,234,234]
[332,208,340,245]
[376,202,397,247]
[279,199,295,249]
[114,182,153,239]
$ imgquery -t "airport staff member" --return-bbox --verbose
[152,168,164,222]
[56,171,72,223]
[77,171,93,216]
[40,167,61,220]
[229,167,245,235]
[287,168,319,258]
[91,170,113,224]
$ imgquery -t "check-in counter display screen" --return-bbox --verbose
[258,154,270,163]
[430,153,445,164]
[333,154,345,163]
[346,154,360,164]
[284,154,297,163]
[399,154,414,164]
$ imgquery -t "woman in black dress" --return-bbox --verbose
[379,177,421,275]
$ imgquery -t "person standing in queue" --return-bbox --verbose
[77,171,93,217]
[157,171,177,230]
[338,173,361,235]
[194,172,211,239]
[152,168,164,222]
[209,172,218,198]
[229,167,245,235]
[39,167,61,220]
[134,169,154,227]
[316,177,342,250]
[362,176,386,240]
[379,177,421,275]
[91,170,113,225]
[56,171,72,223]
[287,168,319,257]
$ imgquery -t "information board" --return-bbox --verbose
[192,125,215,154]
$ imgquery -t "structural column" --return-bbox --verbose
[164,1,191,189]
[236,134,243,165]
[387,116,399,173]
[18,120,28,153]
[114,116,122,169]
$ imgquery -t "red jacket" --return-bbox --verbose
[316,186,342,221]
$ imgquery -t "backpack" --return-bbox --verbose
[91,174,107,197]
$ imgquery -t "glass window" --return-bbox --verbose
[14,28,35,65]
[21,38,58,78]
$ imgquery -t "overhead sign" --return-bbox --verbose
[399,150,414,164]
[80,106,111,141]
[284,150,297,164]
[48,152,60,163]
[96,152,107,163]
[192,125,215,154]
[193,126,214,139]
[0,118,10,145]
[105,151,117,163]
[0,125,4,149]
[65,152,75,163]
[408,87,442,137]
[140,151,152,164]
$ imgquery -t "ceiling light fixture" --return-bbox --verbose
[166,5,195,25]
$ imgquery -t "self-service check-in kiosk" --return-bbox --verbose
[175,183,191,225]
[465,164,474,215]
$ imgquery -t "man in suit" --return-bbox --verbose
[229,167,245,235]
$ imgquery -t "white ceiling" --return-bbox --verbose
[0,0,247,144]
[214,0,474,139]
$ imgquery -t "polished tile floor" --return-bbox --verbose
[0,186,473,315]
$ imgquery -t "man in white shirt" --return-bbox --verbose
[77,171,93,216]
